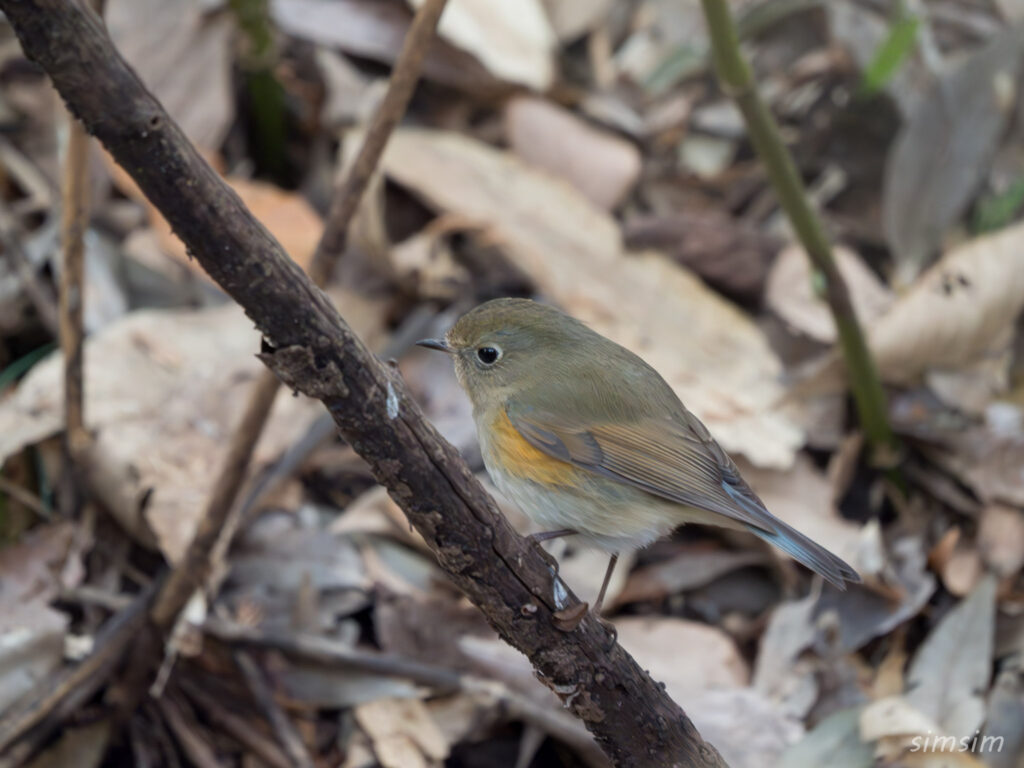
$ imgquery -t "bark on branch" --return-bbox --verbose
[2,2,728,765]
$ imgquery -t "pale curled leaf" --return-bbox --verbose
[504,96,642,211]
[381,128,802,467]
[905,574,997,738]
[883,28,1024,284]
[407,0,556,89]
[802,219,1024,392]
[778,708,873,768]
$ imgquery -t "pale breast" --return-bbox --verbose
[478,409,682,552]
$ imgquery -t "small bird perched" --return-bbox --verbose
[418,298,859,620]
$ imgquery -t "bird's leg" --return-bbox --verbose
[525,529,576,577]
[592,553,619,648]
[592,552,618,617]
[526,529,577,545]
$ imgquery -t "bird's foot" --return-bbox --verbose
[551,603,617,650]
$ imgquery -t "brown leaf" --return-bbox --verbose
[504,96,641,210]
[926,404,1024,507]
[0,523,76,717]
[882,28,1024,285]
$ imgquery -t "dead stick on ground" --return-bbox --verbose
[234,651,314,768]
[180,681,292,768]
[58,100,90,513]
[3,2,729,764]
[150,0,450,633]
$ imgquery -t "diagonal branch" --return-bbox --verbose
[1,2,728,765]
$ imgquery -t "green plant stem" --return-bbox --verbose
[700,0,898,459]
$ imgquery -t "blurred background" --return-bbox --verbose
[0,0,1023,766]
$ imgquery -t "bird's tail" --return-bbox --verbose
[746,516,860,590]
[721,480,860,589]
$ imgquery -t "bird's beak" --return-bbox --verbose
[415,338,451,354]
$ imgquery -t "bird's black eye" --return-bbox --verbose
[476,346,500,365]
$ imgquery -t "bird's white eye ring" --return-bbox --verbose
[476,345,501,365]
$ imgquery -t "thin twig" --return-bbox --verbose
[0,207,59,336]
[206,617,462,692]
[150,370,280,629]
[157,695,224,768]
[307,0,449,284]
[58,92,91,517]
[205,617,607,767]
[234,651,315,768]
[149,0,450,635]
[180,680,292,768]
[0,475,51,519]
[700,0,897,461]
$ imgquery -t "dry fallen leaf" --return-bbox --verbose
[0,297,385,562]
[541,0,614,41]
[107,0,233,150]
[978,504,1024,577]
[615,616,749,695]
[272,0,504,95]
[355,697,449,768]
[0,523,77,718]
[803,220,1024,392]
[504,96,642,211]
[926,403,1024,508]
[407,0,556,90]
[766,245,893,344]
[615,548,767,606]
[883,27,1024,285]
[382,128,802,468]
[778,707,873,768]
[905,574,997,739]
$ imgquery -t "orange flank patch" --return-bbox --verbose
[488,411,580,487]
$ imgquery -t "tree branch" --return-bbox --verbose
[1,1,728,765]
[700,0,898,460]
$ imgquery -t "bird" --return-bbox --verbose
[417,298,860,622]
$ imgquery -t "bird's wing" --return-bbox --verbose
[506,402,774,532]
[507,402,861,588]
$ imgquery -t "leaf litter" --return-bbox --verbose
[2,1,1024,766]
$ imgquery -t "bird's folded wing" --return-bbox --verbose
[507,404,777,534]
